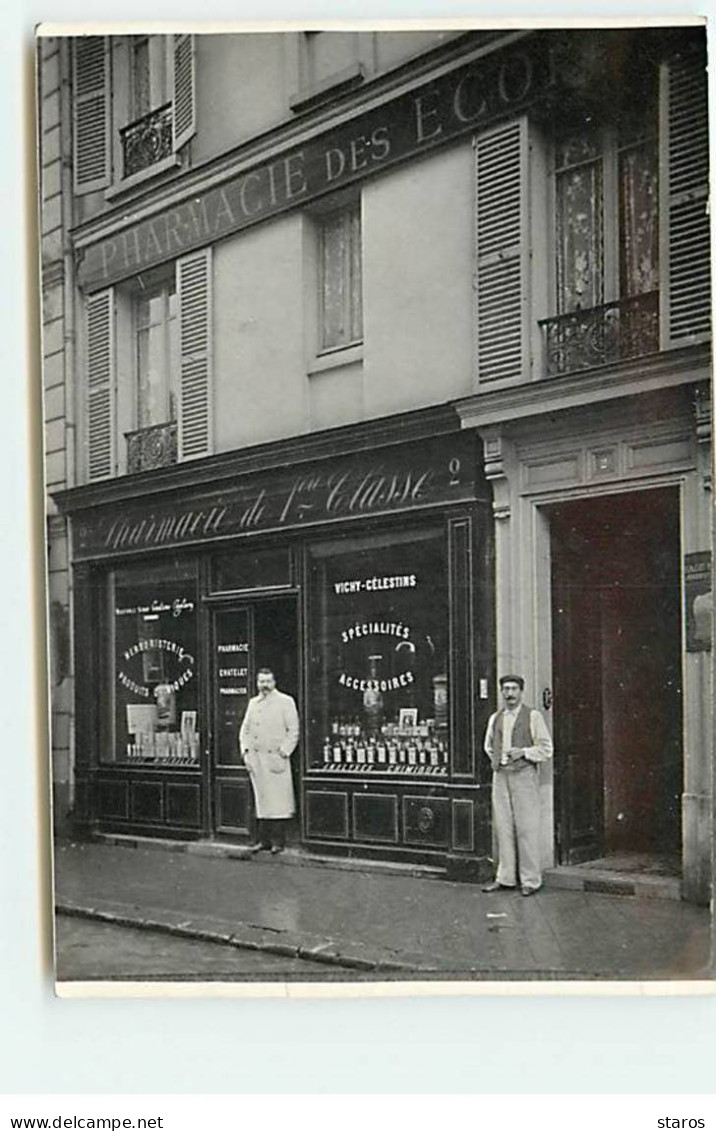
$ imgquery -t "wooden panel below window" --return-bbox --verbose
[402,795,451,848]
[166,782,202,828]
[353,793,399,844]
[216,779,252,833]
[130,781,163,823]
[305,790,349,840]
[451,798,475,852]
[98,779,129,819]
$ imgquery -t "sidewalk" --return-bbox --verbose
[54,839,713,981]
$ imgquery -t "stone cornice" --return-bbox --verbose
[454,346,712,431]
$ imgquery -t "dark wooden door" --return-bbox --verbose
[210,596,299,839]
[550,488,682,865]
[552,546,605,863]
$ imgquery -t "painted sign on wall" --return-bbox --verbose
[72,434,479,560]
[77,36,557,291]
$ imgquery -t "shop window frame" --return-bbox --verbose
[303,516,477,785]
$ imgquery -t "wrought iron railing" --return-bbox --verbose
[121,102,173,179]
[539,291,660,377]
[126,422,177,474]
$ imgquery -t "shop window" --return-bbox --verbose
[542,74,660,375]
[104,570,200,767]
[318,201,363,353]
[308,529,450,778]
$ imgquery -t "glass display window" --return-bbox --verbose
[105,564,200,766]
[308,527,450,778]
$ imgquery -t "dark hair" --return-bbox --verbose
[499,674,524,690]
[257,667,275,677]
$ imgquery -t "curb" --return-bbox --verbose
[55,898,438,975]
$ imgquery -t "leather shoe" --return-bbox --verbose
[247,843,270,854]
[521,886,539,897]
[482,880,514,893]
[270,845,284,855]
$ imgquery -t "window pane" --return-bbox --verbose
[556,156,604,312]
[321,213,347,349]
[349,204,363,343]
[131,37,150,119]
[619,139,659,297]
[135,283,177,428]
[308,531,450,777]
[107,576,200,766]
[214,608,251,766]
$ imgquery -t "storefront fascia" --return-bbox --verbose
[55,408,497,876]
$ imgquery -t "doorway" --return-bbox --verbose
[550,488,682,870]
[210,595,299,840]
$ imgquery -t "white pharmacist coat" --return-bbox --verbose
[239,689,299,819]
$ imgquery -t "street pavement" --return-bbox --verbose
[55,916,333,981]
[54,839,713,983]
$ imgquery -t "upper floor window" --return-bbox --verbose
[544,74,660,375]
[319,201,363,352]
[555,98,659,315]
[135,278,179,430]
[72,34,196,196]
[84,249,213,482]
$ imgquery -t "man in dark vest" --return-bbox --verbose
[482,674,553,896]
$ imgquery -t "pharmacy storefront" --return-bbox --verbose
[58,410,497,874]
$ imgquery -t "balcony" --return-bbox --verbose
[121,102,173,180]
[126,422,177,475]
[539,292,660,378]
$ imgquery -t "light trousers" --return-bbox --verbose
[492,762,542,890]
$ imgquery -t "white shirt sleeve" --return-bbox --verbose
[484,712,497,759]
[522,709,554,763]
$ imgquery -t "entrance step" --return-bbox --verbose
[89,832,447,882]
[544,865,681,901]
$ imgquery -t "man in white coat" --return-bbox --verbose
[482,674,553,895]
[239,668,300,854]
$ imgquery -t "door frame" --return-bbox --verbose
[533,480,685,866]
[205,588,301,839]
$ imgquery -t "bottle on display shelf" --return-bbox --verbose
[323,739,332,764]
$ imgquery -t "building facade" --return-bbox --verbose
[39,26,713,901]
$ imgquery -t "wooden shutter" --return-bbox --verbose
[72,37,110,194]
[172,34,196,152]
[661,49,711,347]
[86,290,115,481]
[474,117,530,384]
[178,249,213,461]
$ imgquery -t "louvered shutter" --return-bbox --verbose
[474,117,530,384]
[178,249,213,461]
[86,290,115,481]
[172,34,196,152]
[72,37,110,194]
[661,49,711,347]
